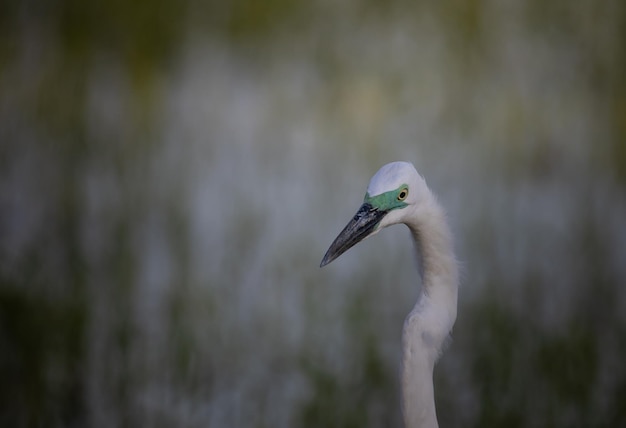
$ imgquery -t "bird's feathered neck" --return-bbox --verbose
[401,191,458,428]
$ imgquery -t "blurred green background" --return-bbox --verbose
[1,1,625,427]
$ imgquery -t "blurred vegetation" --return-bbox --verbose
[1,0,625,427]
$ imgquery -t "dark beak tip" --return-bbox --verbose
[319,202,385,269]
[319,253,332,268]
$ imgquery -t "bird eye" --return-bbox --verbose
[398,188,408,201]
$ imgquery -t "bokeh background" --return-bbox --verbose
[1,1,625,427]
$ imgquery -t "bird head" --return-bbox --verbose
[320,161,425,267]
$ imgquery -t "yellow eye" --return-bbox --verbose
[398,188,408,201]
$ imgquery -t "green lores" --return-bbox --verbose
[364,183,409,211]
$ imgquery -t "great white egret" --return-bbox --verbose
[320,161,458,428]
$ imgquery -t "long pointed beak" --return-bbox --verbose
[320,203,388,267]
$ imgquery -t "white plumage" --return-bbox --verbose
[321,161,459,428]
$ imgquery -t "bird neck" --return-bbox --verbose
[401,194,458,428]
[408,196,458,321]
